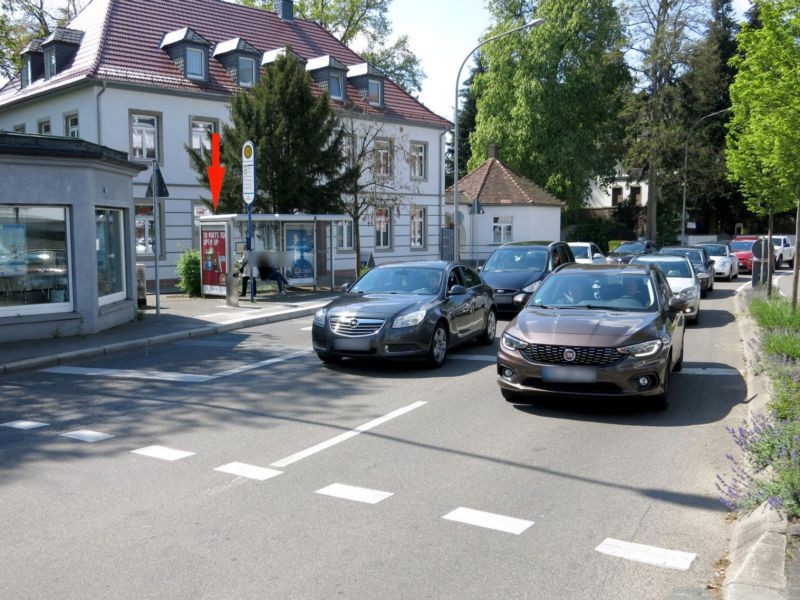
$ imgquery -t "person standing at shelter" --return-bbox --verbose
[257,253,290,295]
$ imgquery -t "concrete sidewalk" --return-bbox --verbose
[2,289,336,376]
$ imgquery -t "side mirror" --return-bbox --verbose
[708,259,715,266]
[593,253,604,260]
[512,292,528,307]
[668,296,688,312]
[449,284,467,296]
[476,265,482,272]
[340,282,351,291]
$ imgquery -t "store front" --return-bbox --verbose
[0,132,145,342]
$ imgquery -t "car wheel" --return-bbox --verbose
[652,356,671,411]
[426,323,448,368]
[316,351,342,365]
[478,309,497,345]
[501,388,524,403]
[674,337,684,372]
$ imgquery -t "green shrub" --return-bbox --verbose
[763,332,800,360]
[176,249,201,297]
[771,371,800,421]
[749,296,800,330]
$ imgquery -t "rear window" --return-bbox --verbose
[730,240,754,251]
[483,247,548,272]
[569,245,590,259]
[700,244,727,256]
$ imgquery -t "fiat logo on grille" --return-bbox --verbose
[349,318,359,327]
[563,348,577,362]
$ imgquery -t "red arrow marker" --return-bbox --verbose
[206,132,226,211]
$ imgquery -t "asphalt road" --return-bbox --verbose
[0,278,750,600]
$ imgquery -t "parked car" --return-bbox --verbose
[312,261,496,368]
[568,242,606,264]
[605,240,657,264]
[770,235,795,268]
[630,254,701,323]
[730,237,758,272]
[696,242,739,281]
[496,263,686,410]
[658,246,715,296]
[479,241,575,315]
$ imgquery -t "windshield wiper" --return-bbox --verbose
[582,304,630,311]
[527,303,552,309]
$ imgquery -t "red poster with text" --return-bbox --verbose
[201,229,227,296]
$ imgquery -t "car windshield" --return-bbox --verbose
[730,240,755,251]
[482,248,548,272]
[569,245,591,259]
[351,266,442,295]
[660,248,703,264]
[529,272,657,312]
[635,258,691,278]
[700,244,727,256]
[613,242,644,253]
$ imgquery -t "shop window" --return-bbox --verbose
[96,208,126,305]
[0,206,72,315]
[411,206,426,248]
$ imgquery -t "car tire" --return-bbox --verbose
[674,337,684,372]
[501,388,524,403]
[426,323,448,368]
[652,356,671,411]
[477,309,497,345]
[316,351,342,364]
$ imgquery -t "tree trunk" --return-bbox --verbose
[353,214,361,282]
[792,199,799,310]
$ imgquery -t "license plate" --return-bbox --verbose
[333,338,371,351]
[542,366,597,383]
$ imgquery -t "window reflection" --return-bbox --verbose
[96,208,125,303]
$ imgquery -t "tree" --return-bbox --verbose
[469,0,631,213]
[726,0,800,302]
[187,51,347,216]
[445,55,485,187]
[234,0,425,95]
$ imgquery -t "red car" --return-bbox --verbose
[730,237,774,272]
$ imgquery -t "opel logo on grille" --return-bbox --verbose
[349,318,359,327]
[563,348,577,362]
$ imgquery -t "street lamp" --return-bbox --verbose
[681,107,731,245]
[452,18,545,262]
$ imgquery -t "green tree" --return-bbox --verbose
[469,0,631,213]
[726,0,800,301]
[187,51,347,216]
[445,56,485,187]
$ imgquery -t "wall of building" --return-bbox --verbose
[0,85,98,138]
[587,176,649,210]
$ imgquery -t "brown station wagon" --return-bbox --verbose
[496,263,687,410]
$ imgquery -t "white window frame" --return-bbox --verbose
[44,47,56,79]
[367,79,382,106]
[238,56,256,87]
[190,117,217,151]
[185,47,206,80]
[410,206,427,249]
[96,208,127,306]
[329,72,344,100]
[374,207,392,249]
[492,216,513,244]
[37,119,51,135]
[410,142,427,180]
[64,114,79,138]
[13,124,26,133]
[131,113,159,161]
[374,138,393,177]
[335,219,354,250]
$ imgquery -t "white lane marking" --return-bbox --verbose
[271,401,427,468]
[43,366,212,383]
[300,326,312,331]
[131,445,196,461]
[595,538,696,571]
[210,349,312,378]
[449,354,496,362]
[679,367,741,376]
[316,483,393,504]
[442,507,534,535]
[2,420,49,430]
[214,462,283,481]
[60,429,114,443]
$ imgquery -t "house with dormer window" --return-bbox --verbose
[0,0,450,287]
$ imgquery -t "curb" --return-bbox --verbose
[1,301,329,378]
[723,285,789,600]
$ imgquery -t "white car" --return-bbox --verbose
[568,242,605,264]
[770,235,795,268]
[630,254,701,323]
[697,242,739,280]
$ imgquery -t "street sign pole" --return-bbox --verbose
[242,141,256,303]
[152,160,160,316]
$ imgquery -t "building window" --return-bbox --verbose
[12,124,25,133]
[238,56,256,87]
[131,114,158,161]
[44,48,56,79]
[135,204,158,257]
[96,208,126,305]
[410,142,427,180]
[37,120,51,135]
[190,118,216,151]
[65,114,79,138]
[411,206,426,248]
[186,47,205,80]
[335,220,354,250]
[493,216,513,244]
[630,186,642,206]
[374,139,392,177]
[0,206,72,315]
[329,72,344,100]
[368,79,382,106]
[611,187,623,207]
[375,208,392,249]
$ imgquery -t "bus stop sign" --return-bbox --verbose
[242,141,256,205]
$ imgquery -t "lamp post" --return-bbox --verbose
[681,107,730,245]
[452,18,544,262]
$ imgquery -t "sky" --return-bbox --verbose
[388,0,754,122]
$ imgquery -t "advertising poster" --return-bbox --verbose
[201,228,227,296]
[286,226,313,281]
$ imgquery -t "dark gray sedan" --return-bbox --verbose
[312,261,497,367]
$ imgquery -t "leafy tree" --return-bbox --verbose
[726,0,800,300]
[361,35,424,97]
[187,51,347,216]
[445,55,485,188]
[469,0,631,213]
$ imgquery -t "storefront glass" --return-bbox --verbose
[96,208,126,304]
[0,206,71,313]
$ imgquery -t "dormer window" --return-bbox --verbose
[214,37,262,88]
[161,27,211,83]
[44,47,56,79]
[18,39,44,88]
[186,47,205,80]
[329,72,344,100]
[368,79,382,106]
[238,56,255,87]
[39,28,83,81]
[306,55,348,102]
[346,62,384,108]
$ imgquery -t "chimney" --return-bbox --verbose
[487,144,501,160]
[276,0,293,21]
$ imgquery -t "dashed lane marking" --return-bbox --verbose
[2,420,49,430]
[214,462,283,481]
[442,507,534,535]
[210,349,311,378]
[316,483,393,504]
[595,538,696,570]
[60,430,114,443]
[131,445,196,461]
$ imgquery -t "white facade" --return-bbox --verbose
[587,175,649,210]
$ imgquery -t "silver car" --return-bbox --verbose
[630,255,701,323]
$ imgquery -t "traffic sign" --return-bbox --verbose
[242,141,255,205]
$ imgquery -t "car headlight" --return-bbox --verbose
[678,286,698,299]
[618,339,663,357]
[501,332,528,351]
[521,281,542,293]
[313,308,327,326]
[392,309,426,328]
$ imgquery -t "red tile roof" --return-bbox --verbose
[446,157,564,207]
[0,0,451,129]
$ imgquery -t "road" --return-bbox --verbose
[0,279,748,599]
